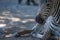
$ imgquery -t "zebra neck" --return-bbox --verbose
[52,2,60,25]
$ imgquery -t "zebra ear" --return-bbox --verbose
[35,14,44,24]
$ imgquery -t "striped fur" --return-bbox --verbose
[36,0,60,24]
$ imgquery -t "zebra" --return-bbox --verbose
[35,0,60,40]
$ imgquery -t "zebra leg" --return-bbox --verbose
[31,0,38,5]
[26,0,30,5]
[18,0,22,4]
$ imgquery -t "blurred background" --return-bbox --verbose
[0,0,40,38]
[0,0,41,40]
